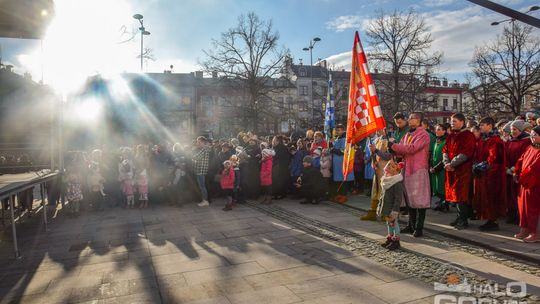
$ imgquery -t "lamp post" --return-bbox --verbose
[303,37,321,125]
[133,14,151,71]
[491,5,538,109]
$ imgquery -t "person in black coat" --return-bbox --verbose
[242,139,261,199]
[296,156,327,204]
[271,135,290,199]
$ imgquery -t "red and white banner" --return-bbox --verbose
[343,31,386,178]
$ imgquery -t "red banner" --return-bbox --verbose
[343,31,386,178]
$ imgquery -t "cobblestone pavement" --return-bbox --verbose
[0,197,538,304]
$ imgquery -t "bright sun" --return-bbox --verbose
[18,0,140,95]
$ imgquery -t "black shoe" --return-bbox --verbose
[443,204,450,213]
[479,221,499,231]
[381,238,392,248]
[401,226,415,234]
[386,240,400,250]
[454,220,468,230]
[449,218,459,226]
[413,230,423,237]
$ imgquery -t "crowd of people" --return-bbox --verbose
[22,110,539,250]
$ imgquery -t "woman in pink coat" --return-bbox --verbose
[389,112,431,237]
[260,147,275,204]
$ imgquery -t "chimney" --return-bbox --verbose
[443,79,448,87]
[319,60,327,69]
[212,71,218,78]
[195,71,203,78]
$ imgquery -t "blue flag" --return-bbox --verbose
[324,73,335,141]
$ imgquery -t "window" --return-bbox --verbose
[453,99,458,109]
[286,97,293,110]
[299,100,308,111]
[443,98,448,107]
[300,86,308,96]
[299,68,307,77]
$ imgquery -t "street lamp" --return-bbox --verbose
[133,14,151,71]
[491,5,538,107]
[303,37,321,125]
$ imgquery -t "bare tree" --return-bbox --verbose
[200,12,288,132]
[365,9,442,117]
[469,23,540,116]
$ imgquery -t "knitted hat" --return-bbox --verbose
[502,121,512,133]
[526,112,538,120]
[510,120,526,132]
[303,155,313,163]
[262,148,274,158]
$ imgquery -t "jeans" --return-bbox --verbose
[196,174,208,201]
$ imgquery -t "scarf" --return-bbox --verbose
[380,173,403,191]
[481,129,500,140]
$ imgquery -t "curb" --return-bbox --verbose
[336,201,540,265]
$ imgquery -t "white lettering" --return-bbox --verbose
[506,282,527,298]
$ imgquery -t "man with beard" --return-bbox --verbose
[472,117,506,231]
[443,113,477,229]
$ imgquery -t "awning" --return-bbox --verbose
[0,0,55,39]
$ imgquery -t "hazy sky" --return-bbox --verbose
[1,0,539,92]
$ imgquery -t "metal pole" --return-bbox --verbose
[41,183,48,231]
[310,46,314,125]
[511,19,516,107]
[9,195,20,259]
[140,27,144,71]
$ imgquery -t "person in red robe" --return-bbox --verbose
[472,117,507,231]
[443,113,477,229]
[504,120,531,224]
[513,125,540,243]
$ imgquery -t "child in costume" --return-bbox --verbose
[377,161,405,250]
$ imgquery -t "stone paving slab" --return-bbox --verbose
[345,194,540,261]
[0,199,499,303]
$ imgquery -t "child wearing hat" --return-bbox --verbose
[221,160,236,211]
[260,145,275,204]
[376,160,405,250]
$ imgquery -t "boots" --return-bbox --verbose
[413,209,426,237]
[454,202,469,230]
[402,208,416,234]
[381,236,392,248]
[386,240,401,250]
[361,199,378,221]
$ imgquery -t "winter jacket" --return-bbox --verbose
[290,149,308,177]
[220,168,235,190]
[376,174,404,218]
[260,156,273,186]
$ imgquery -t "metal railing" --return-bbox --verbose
[0,170,61,258]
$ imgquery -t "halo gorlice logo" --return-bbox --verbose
[433,262,528,304]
